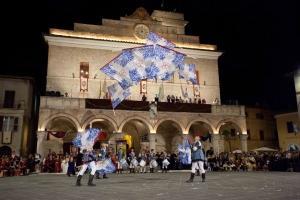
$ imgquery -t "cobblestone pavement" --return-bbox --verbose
[0,172,300,200]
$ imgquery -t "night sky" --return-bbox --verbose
[3,0,300,112]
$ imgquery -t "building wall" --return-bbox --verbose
[0,77,33,155]
[294,69,300,118]
[46,45,220,104]
[275,112,300,151]
[245,107,278,150]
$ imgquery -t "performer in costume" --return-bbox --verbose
[96,143,109,179]
[186,136,206,183]
[162,152,170,173]
[128,148,137,173]
[76,149,97,186]
[138,151,147,173]
[149,149,157,173]
[116,147,125,174]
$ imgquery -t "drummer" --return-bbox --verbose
[149,149,157,173]
[116,147,125,174]
[138,150,147,173]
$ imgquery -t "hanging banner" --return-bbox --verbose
[193,85,200,97]
[80,77,88,92]
[140,79,147,94]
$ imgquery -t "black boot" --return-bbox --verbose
[103,174,108,179]
[186,173,195,183]
[76,175,82,186]
[95,172,101,179]
[88,174,96,186]
[202,173,206,182]
[196,169,200,176]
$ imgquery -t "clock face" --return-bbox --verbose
[133,24,150,39]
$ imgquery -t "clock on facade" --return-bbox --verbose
[133,24,150,39]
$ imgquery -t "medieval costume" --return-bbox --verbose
[186,136,206,183]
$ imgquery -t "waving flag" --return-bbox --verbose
[178,138,191,165]
[107,82,131,109]
[178,63,197,84]
[154,45,185,80]
[72,128,101,150]
[147,32,175,49]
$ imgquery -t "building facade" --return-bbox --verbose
[37,8,248,157]
[275,112,300,151]
[275,69,300,151]
[0,76,34,156]
[245,106,278,151]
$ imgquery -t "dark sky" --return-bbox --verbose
[3,0,300,112]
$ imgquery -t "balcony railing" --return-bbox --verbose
[40,96,244,116]
[85,99,212,113]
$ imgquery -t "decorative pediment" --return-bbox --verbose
[126,7,153,20]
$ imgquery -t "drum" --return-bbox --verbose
[163,159,170,166]
[132,159,139,167]
[139,160,146,167]
[150,160,158,168]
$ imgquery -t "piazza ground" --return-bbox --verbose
[0,172,299,200]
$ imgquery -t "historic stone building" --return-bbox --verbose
[0,76,34,156]
[37,8,248,157]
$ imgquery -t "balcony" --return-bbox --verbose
[40,96,244,116]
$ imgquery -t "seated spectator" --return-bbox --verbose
[142,94,147,101]
[154,94,159,103]
[167,95,171,103]
[198,98,202,104]
[202,99,206,104]
[171,95,175,103]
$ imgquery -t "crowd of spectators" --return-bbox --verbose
[1,148,299,178]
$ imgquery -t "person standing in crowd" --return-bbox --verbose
[116,147,125,174]
[186,136,206,183]
[76,149,97,186]
[67,156,76,176]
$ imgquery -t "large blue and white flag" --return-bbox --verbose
[107,82,131,109]
[100,51,134,89]
[154,45,185,80]
[147,32,176,49]
[72,128,101,150]
[178,63,197,84]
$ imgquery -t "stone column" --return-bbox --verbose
[149,133,156,152]
[240,134,248,152]
[212,134,220,154]
[218,135,225,153]
[36,131,46,157]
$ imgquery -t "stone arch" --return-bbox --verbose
[154,119,185,153]
[81,114,118,132]
[215,118,243,134]
[40,113,81,131]
[186,119,215,151]
[118,115,153,133]
[216,119,243,152]
[154,118,185,133]
[119,116,152,153]
[186,119,215,134]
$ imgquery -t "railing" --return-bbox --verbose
[40,96,245,116]
[86,99,212,113]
